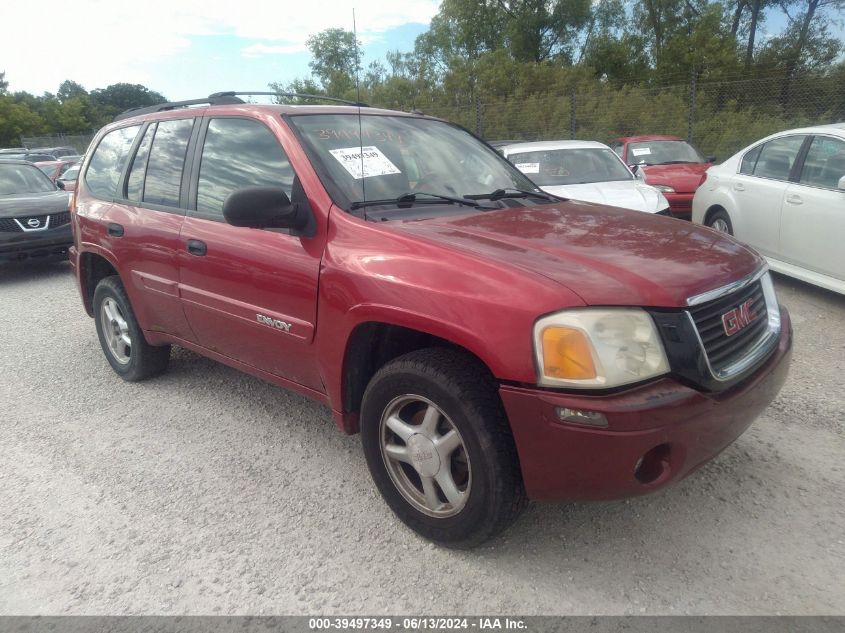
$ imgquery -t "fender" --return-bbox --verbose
[77,241,122,316]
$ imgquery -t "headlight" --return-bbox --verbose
[653,184,675,193]
[533,309,670,388]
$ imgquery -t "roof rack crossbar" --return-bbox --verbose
[209,91,368,107]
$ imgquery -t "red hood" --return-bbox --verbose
[641,162,710,193]
[393,201,763,308]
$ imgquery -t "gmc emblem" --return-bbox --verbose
[721,298,759,337]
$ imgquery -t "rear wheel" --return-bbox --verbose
[361,348,526,548]
[93,276,170,381]
[707,208,733,235]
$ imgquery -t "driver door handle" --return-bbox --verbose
[186,239,207,256]
[786,194,803,205]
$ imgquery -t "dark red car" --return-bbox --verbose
[69,94,791,547]
[34,159,79,183]
[611,135,714,219]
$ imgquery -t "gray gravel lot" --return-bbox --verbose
[0,262,843,615]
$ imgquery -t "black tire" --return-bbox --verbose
[706,208,733,235]
[361,348,526,548]
[93,275,170,381]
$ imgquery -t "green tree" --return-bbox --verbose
[305,28,361,95]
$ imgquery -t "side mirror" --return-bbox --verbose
[223,187,305,231]
[56,180,65,190]
[707,155,717,163]
[839,175,845,191]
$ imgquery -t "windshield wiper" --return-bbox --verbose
[655,160,695,165]
[463,187,561,202]
[350,191,495,211]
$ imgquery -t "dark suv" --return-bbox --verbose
[0,159,73,262]
[70,93,792,547]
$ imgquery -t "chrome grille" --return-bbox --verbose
[688,279,768,374]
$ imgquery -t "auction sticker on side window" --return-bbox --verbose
[631,147,651,156]
[329,146,401,180]
[514,162,540,174]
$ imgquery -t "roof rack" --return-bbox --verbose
[113,91,368,121]
[209,91,368,107]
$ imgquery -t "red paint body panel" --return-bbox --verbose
[387,202,763,307]
[502,308,791,500]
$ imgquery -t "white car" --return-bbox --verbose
[499,140,671,214]
[692,123,845,295]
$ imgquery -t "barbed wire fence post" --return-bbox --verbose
[570,88,577,139]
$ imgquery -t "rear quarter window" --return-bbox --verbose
[85,125,141,199]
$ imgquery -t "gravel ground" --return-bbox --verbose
[0,262,843,615]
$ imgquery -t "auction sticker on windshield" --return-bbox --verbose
[329,146,401,179]
[631,147,651,156]
[514,163,540,174]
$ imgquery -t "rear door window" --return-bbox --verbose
[142,118,194,208]
[126,125,156,202]
[84,125,140,199]
[752,136,806,181]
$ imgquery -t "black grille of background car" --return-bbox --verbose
[0,212,70,232]
[688,279,768,373]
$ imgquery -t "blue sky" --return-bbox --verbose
[1,1,841,101]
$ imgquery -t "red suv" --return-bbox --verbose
[611,135,714,219]
[69,94,792,547]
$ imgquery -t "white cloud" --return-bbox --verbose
[1,0,438,94]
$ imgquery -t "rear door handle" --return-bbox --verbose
[186,239,207,256]
[732,183,745,192]
[107,223,124,237]
[786,194,803,205]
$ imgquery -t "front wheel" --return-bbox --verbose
[360,348,526,548]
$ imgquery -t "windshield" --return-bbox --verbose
[627,140,705,165]
[288,114,537,214]
[508,148,632,186]
[60,165,80,181]
[0,163,56,195]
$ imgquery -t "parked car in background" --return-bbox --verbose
[500,140,671,214]
[69,93,791,547]
[0,147,28,155]
[611,135,713,219]
[693,123,845,295]
[35,158,80,182]
[0,159,73,263]
[31,146,79,159]
[57,164,81,192]
[3,152,59,163]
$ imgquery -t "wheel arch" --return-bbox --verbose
[338,320,498,435]
[79,249,121,317]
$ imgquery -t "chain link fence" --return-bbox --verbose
[418,72,845,159]
[19,133,95,154]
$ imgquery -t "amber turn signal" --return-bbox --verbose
[541,326,597,380]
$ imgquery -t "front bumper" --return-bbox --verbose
[500,308,792,501]
[664,192,694,219]
[0,223,73,262]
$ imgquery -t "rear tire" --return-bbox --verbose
[93,275,170,381]
[360,348,526,548]
[706,208,733,235]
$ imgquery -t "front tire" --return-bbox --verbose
[93,275,170,381]
[361,348,526,548]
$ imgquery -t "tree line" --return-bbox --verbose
[2,0,842,150]
[272,0,844,154]
[0,76,166,146]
